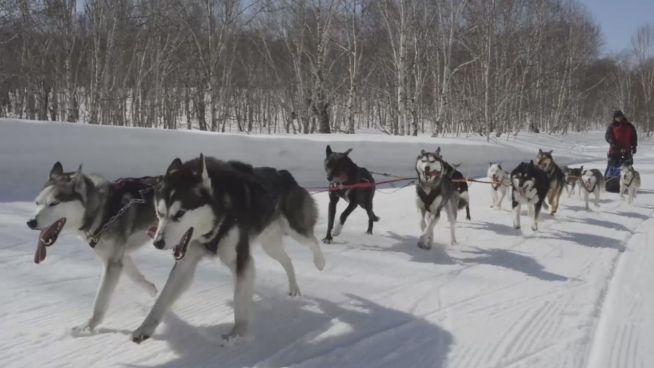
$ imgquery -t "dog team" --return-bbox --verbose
[25,145,641,344]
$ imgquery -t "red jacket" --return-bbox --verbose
[605,120,637,156]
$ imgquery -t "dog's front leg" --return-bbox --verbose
[491,187,498,208]
[223,256,255,341]
[74,257,123,333]
[334,201,357,237]
[323,194,340,243]
[498,187,507,209]
[594,188,601,207]
[131,245,204,344]
[418,211,440,249]
[512,200,522,229]
[584,190,590,210]
[419,207,427,231]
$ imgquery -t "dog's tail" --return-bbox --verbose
[278,170,319,237]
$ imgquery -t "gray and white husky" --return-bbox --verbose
[487,163,510,209]
[26,162,160,333]
[131,155,325,344]
[562,166,583,199]
[580,169,604,210]
[415,149,460,248]
[620,164,641,204]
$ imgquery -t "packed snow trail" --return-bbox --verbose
[0,119,652,367]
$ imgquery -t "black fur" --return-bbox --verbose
[443,161,471,220]
[323,145,379,243]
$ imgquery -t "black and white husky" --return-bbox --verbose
[26,162,160,333]
[487,163,510,209]
[580,169,604,210]
[536,149,565,215]
[131,155,325,343]
[415,149,460,248]
[510,161,550,231]
[322,145,379,243]
[562,166,583,199]
[620,164,641,204]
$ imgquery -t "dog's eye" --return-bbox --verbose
[172,210,186,221]
[48,201,59,207]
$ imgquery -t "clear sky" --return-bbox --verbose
[579,0,654,55]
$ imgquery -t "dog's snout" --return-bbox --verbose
[153,238,165,249]
[26,218,37,230]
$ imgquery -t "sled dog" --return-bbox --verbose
[580,169,604,210]
[510,161,550,231]
[536,149,565,214]
[415,149,461,248]
[131,155,325,343]
[322,145,379,243]
[26,162,160,333]
[620,164,641,204]
[487,163,510,209]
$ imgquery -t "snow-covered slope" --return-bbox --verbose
[0,119,652,368]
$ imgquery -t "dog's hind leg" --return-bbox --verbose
[286,228,326,271]
[446,202,458,245]
[323,194,340,244]
[262,225,300,296]
[131,244,204,344]
[123,256,157,297]
[334,201,357,237]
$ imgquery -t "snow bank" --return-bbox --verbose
[0,119,598,201]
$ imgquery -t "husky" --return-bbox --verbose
[435,147,471,219]
[562,166,583,198]
[415,149,460,248]
[510,161,550,231]
[536,149,565,215]
[580,168,604,210]
[322,145,379,243]
[131,155,325,344]
[26,162,160,333]
[620,164,641,204]
[487,163,510,209]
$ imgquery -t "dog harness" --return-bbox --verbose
[84,176,161,248]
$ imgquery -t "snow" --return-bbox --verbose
[0,118,652,368]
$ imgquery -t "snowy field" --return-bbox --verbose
[1,119,653,368]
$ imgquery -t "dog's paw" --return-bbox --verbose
[417,236,432,250]
[332,222,343,237]
[288,286,302,297]
[313,253,326,271]
[365,230,373,235]
[131,323,156,344]
[221,324,247,343]
[531,224,538,231]
[71,322,97,337]
[322,236,332,244]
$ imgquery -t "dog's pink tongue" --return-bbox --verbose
[34,231,47,264]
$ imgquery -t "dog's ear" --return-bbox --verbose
[435,147,441,156]
[73,164,86,194]
[49,162,63,179]
[421,149,426,155]
[166,158,183,177]
[580,166,584,171]
[538,149,543,154]
[326,145,333,157]
[549,150,553,155]
[199,153,212,191]
[489,162,493,167]
[344,148,353,156]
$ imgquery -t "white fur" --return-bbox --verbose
[415,187,458,248]
[580,170,601,210]
[620,165,641,205]
[487,164,509,209]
